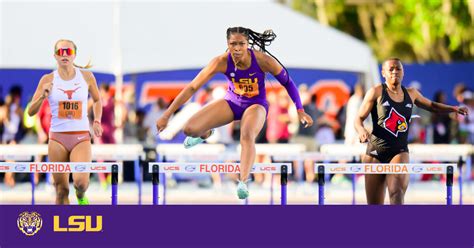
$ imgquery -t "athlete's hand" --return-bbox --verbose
[41,81,53,98]
[358,129,371,143]
[156,114,171,134]
[92,121,103,137]
[456,106,469,116]
[298,110,314,128]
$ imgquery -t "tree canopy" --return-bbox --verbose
[291,0,474,62]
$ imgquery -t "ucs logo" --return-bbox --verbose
[17,212,43,236]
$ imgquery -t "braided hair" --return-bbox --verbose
[226,27,289,81]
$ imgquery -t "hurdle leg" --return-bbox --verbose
[351,174,356,205]
[134,159,142,205]
[281,165,288,205]
[111,164,119,205]
[318,165,325,205]
[323,160,330,183]
[163,174,167,205]
[245,183,249,205]
[466,156,472,182]
[161,156,167,205]
[152,165,159,205]
[458,157,463,205]
[447,166,453,205]
[30,173,35,205]
[270,174,274,205]
[351,156,357,205]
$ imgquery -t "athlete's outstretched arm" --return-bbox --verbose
[355,86,377,142]
[411,89,469,115]
[85,71,103,137]
[156,56,225,132]
[28,74,53,116]
[257,52,313,128]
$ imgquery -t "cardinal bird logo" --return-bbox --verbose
[383,108,408,137]
[58,87,80,100]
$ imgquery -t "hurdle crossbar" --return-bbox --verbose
[315,163,457,174]
[0,162,122,205]
[315,163,456,205]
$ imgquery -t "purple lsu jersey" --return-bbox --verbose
[224,49,267,105]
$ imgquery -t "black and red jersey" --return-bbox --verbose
[369,83,413,150]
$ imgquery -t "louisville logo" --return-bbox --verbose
[17,211,43,236]
[383,108,408,137]
[58,87,80,100]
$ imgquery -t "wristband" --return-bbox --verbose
[94,120,101,125]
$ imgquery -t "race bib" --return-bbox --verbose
[58,101,82,120]
[232,78,259,98]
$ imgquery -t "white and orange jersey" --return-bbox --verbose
[49,68,89,132]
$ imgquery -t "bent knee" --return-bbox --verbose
[74,181,89,192]
[183,124,201,137]
[388,187,406,199]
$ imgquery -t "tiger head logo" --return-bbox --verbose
[383,108,408,137]
[17,211,43,236]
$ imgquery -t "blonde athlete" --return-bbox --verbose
[28,40,103,205]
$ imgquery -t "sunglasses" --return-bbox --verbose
[55,48,76,56]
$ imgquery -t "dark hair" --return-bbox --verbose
[9,85,22,98]
[384,57,401,62]
[383,57,402,66]
[100,83,110,92]
[433,90,446,103]
[226,27,290,83]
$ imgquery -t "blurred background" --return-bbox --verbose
[0,0,472,204]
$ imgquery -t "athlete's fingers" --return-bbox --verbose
[94,126,102,137]
[305,116,314,127]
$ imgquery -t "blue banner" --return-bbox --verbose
[394,62,474,105]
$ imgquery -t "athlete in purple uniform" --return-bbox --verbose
[355,58,468,205]
[156,27,313,199]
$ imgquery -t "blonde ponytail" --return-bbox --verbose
[73,60,93,69]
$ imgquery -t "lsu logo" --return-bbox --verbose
[231,78,259,97]
[17,211,43,236]
[54,215,102,232]
[383,108,408,137]
[231,78,257,85]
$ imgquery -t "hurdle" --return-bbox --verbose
[0,144,145,205]
[315,163,456,205]
[149,162,291,205]
[0,162,122,205]
[320,144,473,204]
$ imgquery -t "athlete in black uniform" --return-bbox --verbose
[355,58,468,205]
